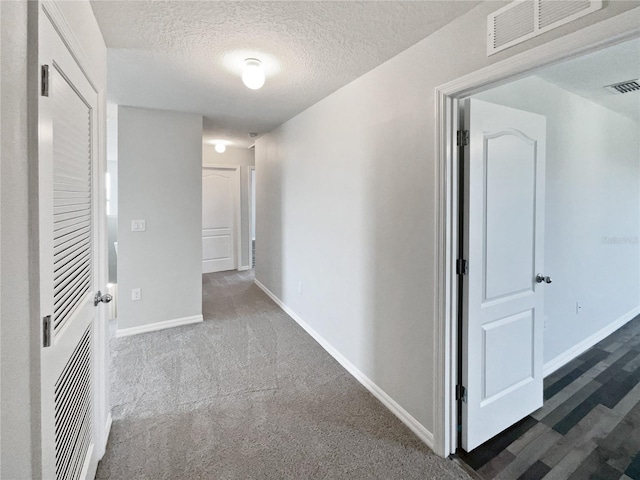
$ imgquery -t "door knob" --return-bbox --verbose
[94,291,113,306]
[535,274,552,284]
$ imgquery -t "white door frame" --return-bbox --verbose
[248,166,255,269]
[201,163,242,271]
[39,0,111,468]
[432,10,640,458]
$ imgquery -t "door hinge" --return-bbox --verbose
[43,315,52,347]
[456,385,467,402]
[456,258,468,275]
[457,130,469,147]
[41,65,49,97]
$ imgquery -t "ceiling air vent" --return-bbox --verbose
[488,0,603,56]
[605,80,640,95]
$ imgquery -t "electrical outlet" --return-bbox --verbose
[131,219,146,232]
[132,288,141,301]
[298,281,303,294]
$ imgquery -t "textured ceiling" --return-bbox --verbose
[537,38,640,123]
[91,1,480,147]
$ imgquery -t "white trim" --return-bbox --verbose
[115,314,203,338]
[254,279,435,449]
[433,90,460,458]
[235,167,242,271]
[80,443,97,480]
[434,9,640,457]
[543,307,640,377]
[40,2,102,91]
[248,166,256,270]
[103,413,112,447]
[201,163,239,170]
[237,265,250,272]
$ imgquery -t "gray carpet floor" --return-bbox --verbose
[96,270,471,480]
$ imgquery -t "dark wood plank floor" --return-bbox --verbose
[459,314,640,480]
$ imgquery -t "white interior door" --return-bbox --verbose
[202,167,239,273]
[462,98,547,451]
[39,13,102,480]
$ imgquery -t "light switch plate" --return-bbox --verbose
[131,219,146,232]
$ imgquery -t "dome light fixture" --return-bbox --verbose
[214,143,226,153]
[242,58,265,90]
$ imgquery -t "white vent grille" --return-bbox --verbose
[52,65,93,336]
[538,1,592,28]
[605,79,640,95]
[493,1,535,50]
[55,325,93,480]
[488,0,603,56]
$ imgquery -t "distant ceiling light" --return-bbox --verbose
[215,143,226,153]
[242,58,265,90]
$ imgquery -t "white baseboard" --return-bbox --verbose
[104,412,112,448]
[116,314,203,338]
[238,265,250,272]
[253,279,435,449]
[81,443,97,480]
[543,306,640,377]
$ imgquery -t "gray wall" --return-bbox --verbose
[475,76,640,366]
[1,3,39,477]
[118,106,203,331]
[202,145,255,269]
[255,2,640,438]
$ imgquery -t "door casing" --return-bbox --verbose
[248,166,256,269]
[433,10,640,458]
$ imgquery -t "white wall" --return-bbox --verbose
[1,1,107,476]
[256,2,640,440]
[474,76,640,366]
[118,107,203,331]
[202,145,255,269]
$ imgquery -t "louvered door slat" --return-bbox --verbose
[54,282,91,330]
[54,248,90,279]
[54,247,91,284]
[54,203,91,215]
[54,195,91,207]
[54,182,90,192]
[54,326,92,480]
[54,272,91,308]
[54,232,90,259]
[51,60,92,336]
[54,337,91,405]
[55,365,91,442]
[54,212,91,229]
[54,224,91,247]
[54,267,91,305]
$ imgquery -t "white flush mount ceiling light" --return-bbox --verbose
[242,58,265,90]
[214,143,226,153]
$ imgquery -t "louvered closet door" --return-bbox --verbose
[39,12,99,480]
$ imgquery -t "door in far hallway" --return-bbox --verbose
[202,167,239,273]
